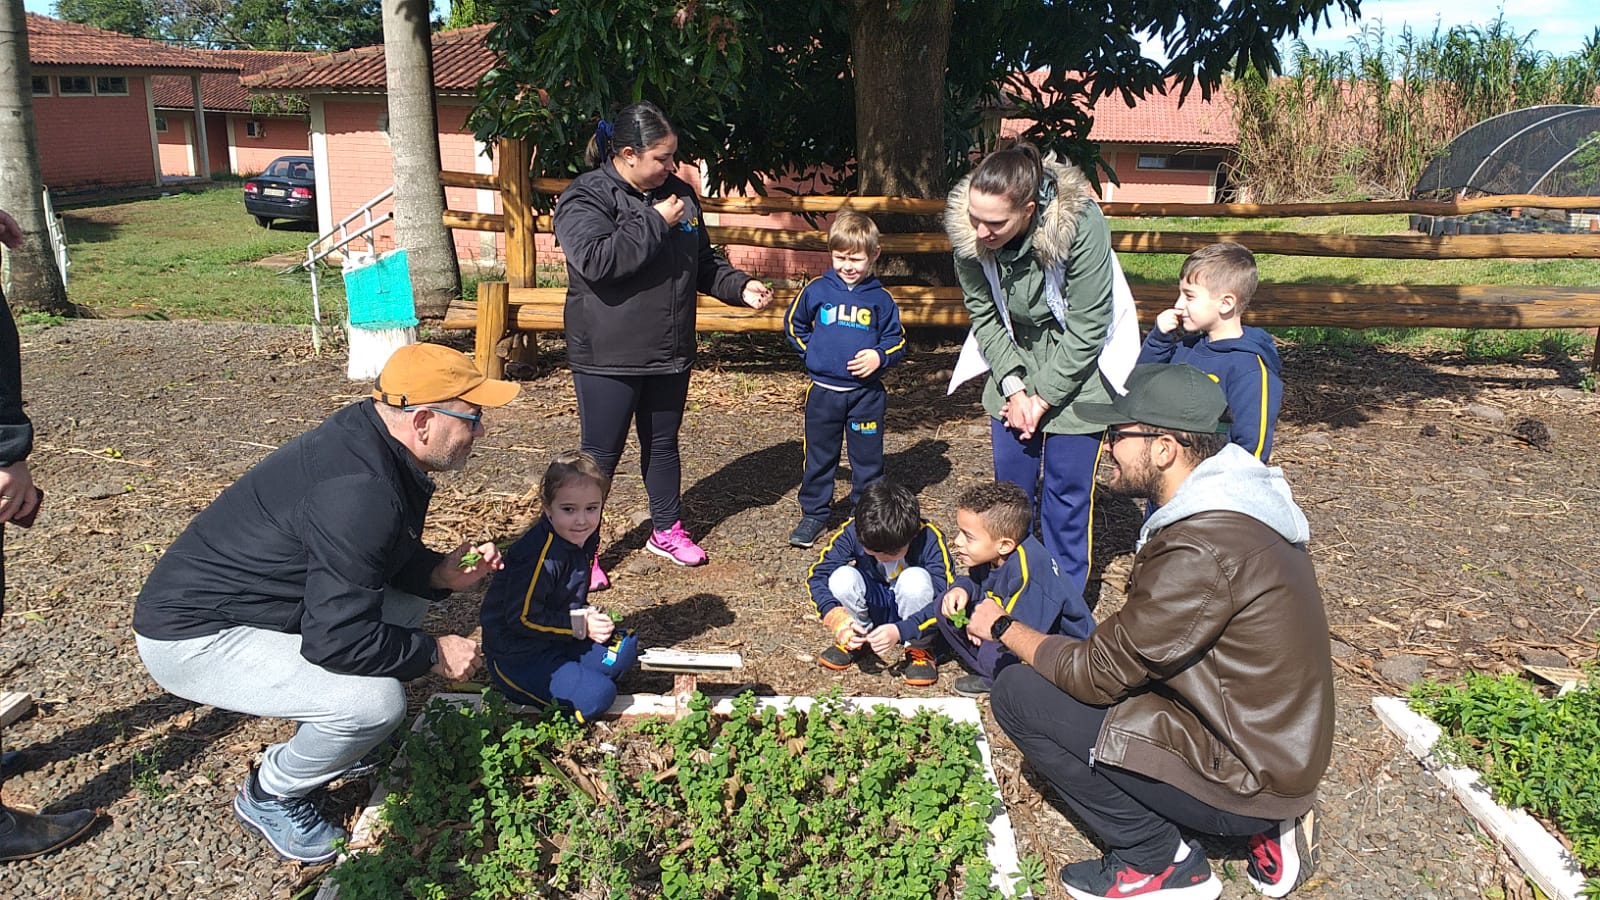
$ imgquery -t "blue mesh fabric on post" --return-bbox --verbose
[343,249,420,330]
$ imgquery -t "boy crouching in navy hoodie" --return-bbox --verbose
[808,482,953,686]
[938,481,1094,697]
[784,211,906,549]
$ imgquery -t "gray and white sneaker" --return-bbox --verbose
[232,768,348,864]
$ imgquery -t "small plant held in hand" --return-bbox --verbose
[457,550,483,569]
[950,608,969,629]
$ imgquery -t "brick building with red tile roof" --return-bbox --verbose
[23,14,236,189]
[245,28,1240,275]
[152,51,318,179]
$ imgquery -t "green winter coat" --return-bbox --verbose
[944,160,1114,436]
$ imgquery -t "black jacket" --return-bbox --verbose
[133,401,448,680]
[552,163,751,375]
[0,287,33,611]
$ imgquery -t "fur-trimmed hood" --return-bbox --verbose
[944,158,1098,269]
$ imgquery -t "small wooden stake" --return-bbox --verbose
[0,691,35,728]
[673,674,697,720]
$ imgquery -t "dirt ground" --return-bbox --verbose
[2,318,1597,899]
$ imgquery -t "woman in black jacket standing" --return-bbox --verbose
[553,102,772,589]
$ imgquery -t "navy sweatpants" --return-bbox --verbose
[990,420,1103,596]
[799,383,885,519]
[487,633,640,722]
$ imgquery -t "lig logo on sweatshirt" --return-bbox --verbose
[819,303,872,329]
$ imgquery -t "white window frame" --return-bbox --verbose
[154,116,169,133]
[246,120,265,138]
[31,75,51,97]
[95,75,129,96]
[57,75,93,97]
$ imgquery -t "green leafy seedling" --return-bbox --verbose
[608,611,624,624]
[950,609,969,629]
[458,550,484,569]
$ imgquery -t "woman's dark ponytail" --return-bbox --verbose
[583,102,676,169]
[969,141,1045,211]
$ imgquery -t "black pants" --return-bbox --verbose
[798,383,885,519]
[573,371,692,533]
[990,664,1275,873]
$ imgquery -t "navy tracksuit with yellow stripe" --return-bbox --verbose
[480,517,636,721]
[786,270,906,519]
[936,535,1093,686]
[1137,326,1283,461]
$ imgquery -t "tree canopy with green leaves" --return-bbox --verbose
[53,0,383,50]
[472,0,1361,201]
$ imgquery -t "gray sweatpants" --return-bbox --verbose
[135,590,427,798]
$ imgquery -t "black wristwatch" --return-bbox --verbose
[989,614,1015,642]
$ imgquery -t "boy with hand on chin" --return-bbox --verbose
[784,211,907,548]
[1138,241,1282,461]
[938,481,1094,697]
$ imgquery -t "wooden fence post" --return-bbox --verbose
[498,137,535,289]
[476,280,509,379]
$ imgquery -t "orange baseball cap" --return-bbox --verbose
[372,343,519,408]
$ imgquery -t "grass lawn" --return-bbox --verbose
[58,185,343,325]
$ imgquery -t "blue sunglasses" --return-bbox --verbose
[402,405,483,427]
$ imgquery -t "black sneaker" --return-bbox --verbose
[232,769,348,865]
[1059,842,1220,900]
[788,516,829,548]
[902,647,938,686]
[953,674,990,697]
[818,643,859,671]
[1246,808,1320,897]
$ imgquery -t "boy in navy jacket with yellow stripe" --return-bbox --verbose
[939,482,1093,697]
[785,211,906,548]
[808,482,953,685]
[1137,241,1282,461]
[482,452,636,721]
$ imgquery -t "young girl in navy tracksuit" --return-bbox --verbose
[481,451,637,721]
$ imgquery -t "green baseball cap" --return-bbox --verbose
[1076,364,1230,432]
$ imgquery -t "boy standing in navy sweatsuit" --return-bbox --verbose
[1138,241,1283,461]
[785,211,906,548]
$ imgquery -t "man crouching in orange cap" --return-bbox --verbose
[132,344,517,866]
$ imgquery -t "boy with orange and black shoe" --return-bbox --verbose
[807,482,952,685]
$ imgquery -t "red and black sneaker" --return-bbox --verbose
[1246,808,1320,897]
[1060,842,1220,900]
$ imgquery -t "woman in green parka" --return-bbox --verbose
[944,143,1121,599]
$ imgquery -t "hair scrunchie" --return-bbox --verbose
[595,120,614,160]
[1037,174,1057,211]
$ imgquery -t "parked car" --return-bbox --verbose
[244,156,316,228]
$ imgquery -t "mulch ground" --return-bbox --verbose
[2,319,1596,899]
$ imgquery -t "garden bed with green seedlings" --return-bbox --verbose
[1373,667,1600,900]
[318,690,1042,900]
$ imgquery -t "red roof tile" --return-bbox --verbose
[244,25,495,94]
[152,51,318,111]
[1001,72,1238,148]
[26,14,236,71]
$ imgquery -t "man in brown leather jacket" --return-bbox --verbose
[964,364,1333,900]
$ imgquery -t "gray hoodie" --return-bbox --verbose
[1140,444,1309,551]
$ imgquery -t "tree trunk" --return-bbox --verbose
[0,0,72,316]
[381,0,460,318]
[846,0,955,285]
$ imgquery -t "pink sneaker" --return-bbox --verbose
[647,521,707,567]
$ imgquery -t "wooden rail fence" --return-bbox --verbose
[437,138,1600,377]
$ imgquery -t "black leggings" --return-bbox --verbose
[572,370,692,533]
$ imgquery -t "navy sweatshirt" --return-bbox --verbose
[1137,326,1283,461]
[785,270,906,389]
[951,535,1093,640]
[807,519,953,642]
[481,516,600,659]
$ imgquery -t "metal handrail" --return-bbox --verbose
[305,187,396,329]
